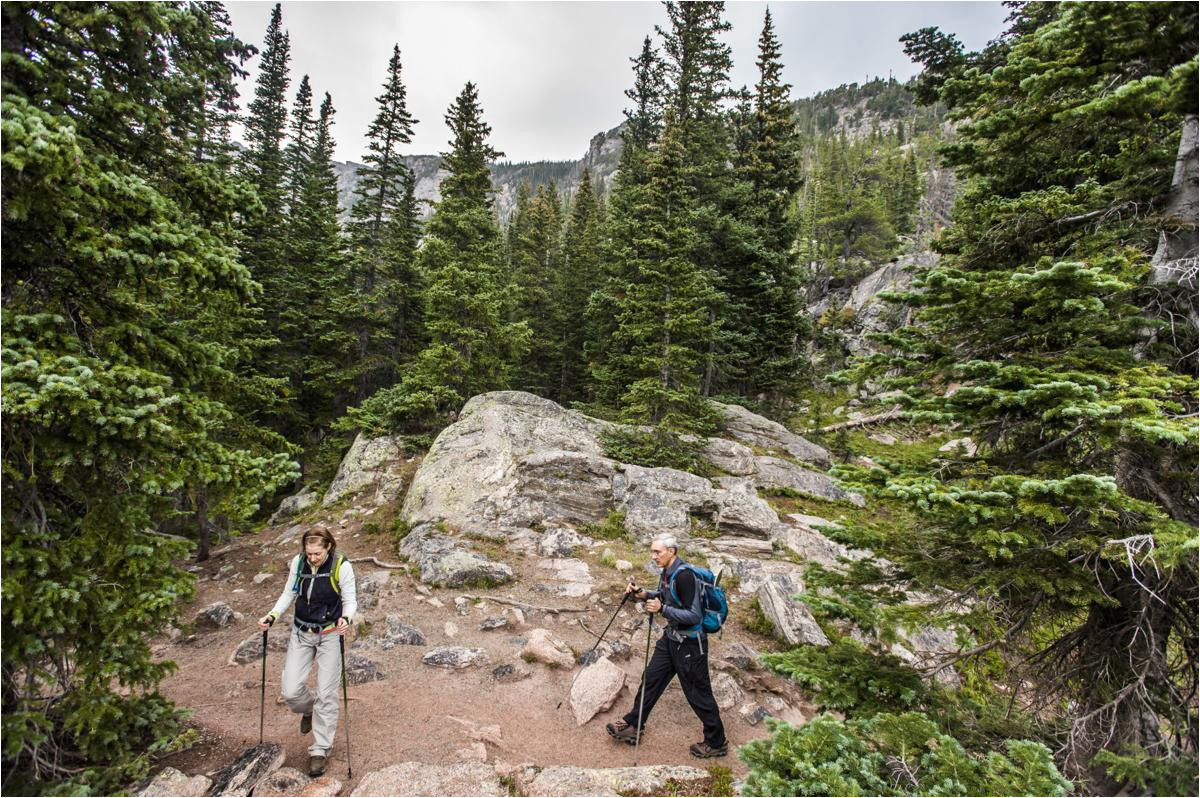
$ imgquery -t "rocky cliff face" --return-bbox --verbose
[333,122,625,224]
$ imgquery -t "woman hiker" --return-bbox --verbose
[257,528,357,777]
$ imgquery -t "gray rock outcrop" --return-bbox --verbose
[398,523,513,587]
[195,602,239,630]
[521,765,709,797]
[350,763,504,797]
[323,432,408,507]
[269,487,317,526]
[712,401,830,468]
[757,581,831,647]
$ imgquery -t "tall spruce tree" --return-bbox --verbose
[347,44,422,398]
[346,83,527,433]
[508,182,565,398]
[558,168,604,402]
[585,36,666,410]
[1,4,297,792]
[840,2,1198,790]
[727,8,807,407]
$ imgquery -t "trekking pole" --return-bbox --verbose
[259,625,270,745]
[634,611,653,767]
[339,635,352,778]
[556,591,631,710]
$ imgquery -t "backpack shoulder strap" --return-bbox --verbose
[290,554,303,594]
[330,553,345,595]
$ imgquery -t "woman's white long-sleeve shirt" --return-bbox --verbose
[266,553,357,622]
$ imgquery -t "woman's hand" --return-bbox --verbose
[257,615,274,631]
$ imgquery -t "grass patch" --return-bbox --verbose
[599,550,619,569]
[582,510,630,541]
[689,516,720,539]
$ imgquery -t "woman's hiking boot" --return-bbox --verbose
[689,741,728,758]
[605,720,641,745]
[308,755,327,777]
[300,713,312,734]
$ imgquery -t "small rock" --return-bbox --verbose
[444,621,459,638]
[479,616,509,631]
[739,702,770,726]
[511,608,526,626]
[229,631,289,665]
[135,767,212,796]
[520,628,575,669]
[569,656,627,725]
[454,597,470,616]
[370,615,426,649]
[253,573,274,585]
[938,437,977,457]
[491,663,532,683]
[252,766,308,796]
[718,641,760,671]
[195,602,237,630]
[416,585,432,596]
[868,432,898,445]
[358,572,391,595]
[711,671,744,711]
[427,597,445,608]
[345,653,385,685]
[615,560,633,572]
[422,646,488,670]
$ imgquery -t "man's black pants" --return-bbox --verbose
[623,631,726,747]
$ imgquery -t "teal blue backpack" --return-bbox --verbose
[667,563,729,635]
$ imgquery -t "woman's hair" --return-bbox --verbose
[301,527,336,553]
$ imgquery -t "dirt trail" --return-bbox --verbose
[156,512,804,793]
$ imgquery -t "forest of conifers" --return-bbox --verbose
[1,1,1196,795]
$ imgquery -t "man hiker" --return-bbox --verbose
[258,528,357,776]
[606,536,728,758]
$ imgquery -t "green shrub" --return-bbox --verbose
[739,713,1071,797]
[762,638,926,714]
[599,426,711,475]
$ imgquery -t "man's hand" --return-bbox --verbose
[257,615,274,632]
[645,598,662,614]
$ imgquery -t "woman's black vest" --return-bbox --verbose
[295,553,342,627]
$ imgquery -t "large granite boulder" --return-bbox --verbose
[401,392,845,541]
[323,432,409,507]
[398,523,513,587]
[753,457,864,506]
[521,628,575,668]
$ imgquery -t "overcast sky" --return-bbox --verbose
[225,1,1008,164]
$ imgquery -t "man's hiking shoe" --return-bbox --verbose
[606,720,641,745]
[308,755,327,777]
[689,741,728,758]
[300,713,312,734]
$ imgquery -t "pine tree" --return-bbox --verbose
[346,83,527,433]
[558,168,603,402]
[725,8,808,407]
[1,4,297,792]
[509,182,564,398]
[283,91,356,439]
[242,3,290,220]
[843,3,1198,790]
[346,44,422,398]
[585,37,666,410]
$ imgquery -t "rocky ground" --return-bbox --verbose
[142,391,961,796]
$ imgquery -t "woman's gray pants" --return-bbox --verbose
[280,626,342,756]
